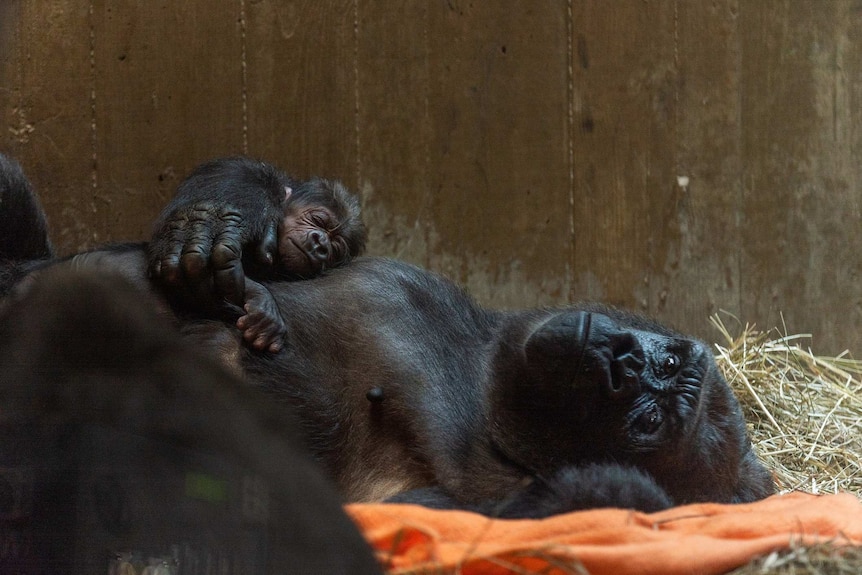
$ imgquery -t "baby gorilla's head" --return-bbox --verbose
[276,178,366,278]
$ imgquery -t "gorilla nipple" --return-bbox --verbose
[366,386,385,403]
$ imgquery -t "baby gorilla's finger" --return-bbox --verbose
[239,315,271,351]
[267,340,283,353]
[252,220,279,267]
[212,237,244,307]
[237,307,284,353]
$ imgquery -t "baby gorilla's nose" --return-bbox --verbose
[308,229,331,261]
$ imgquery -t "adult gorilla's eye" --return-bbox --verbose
[659,353,681,378]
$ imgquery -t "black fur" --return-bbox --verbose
[204,257,774,513]
[147,157,367,352]
[0,153,53,262]
[388,464,674,517]
[147,156,365,299]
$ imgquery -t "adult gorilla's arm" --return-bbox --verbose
[148,157,294,306]
[388,463,673,517]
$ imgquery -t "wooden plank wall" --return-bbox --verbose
[2,1,861,355]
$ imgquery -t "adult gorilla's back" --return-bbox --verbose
[196,256,774,514]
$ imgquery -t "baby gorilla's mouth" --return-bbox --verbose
[281,238,320,278]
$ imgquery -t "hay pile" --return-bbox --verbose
[712,314,862,498]
[728,541,862,575]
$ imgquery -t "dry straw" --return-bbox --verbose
[711,313,862,498]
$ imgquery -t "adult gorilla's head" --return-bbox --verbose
[489,307,774,507]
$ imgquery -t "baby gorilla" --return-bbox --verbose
[148,157,367,351]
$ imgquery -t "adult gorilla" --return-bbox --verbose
[1,152,774,517]
[145,167,775,517]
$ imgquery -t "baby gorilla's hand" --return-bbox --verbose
[236,280,286,353]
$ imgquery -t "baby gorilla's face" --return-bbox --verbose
[277,205,351,278]
[274,179,366,280]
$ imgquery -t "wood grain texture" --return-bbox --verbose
[419,2,572,307]
[2,1,862,354]
[90,1,246,243]
[570,1,677,312]
[1,1,93,252]
[739,0,862,345]
[245,0,357,181]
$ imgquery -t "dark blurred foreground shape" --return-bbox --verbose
[0,268,381,575]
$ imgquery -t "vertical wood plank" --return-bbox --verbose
[656,0,743,340]
[354,1,433,266]
[739,0,862,353]
[6,1,93,254]
[245,0,357,183]
[0,1,22,155]
[91,0,245,245]
[422,2,572,307]
[570,1,676,313]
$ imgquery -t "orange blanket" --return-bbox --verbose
[347,492,862,574]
